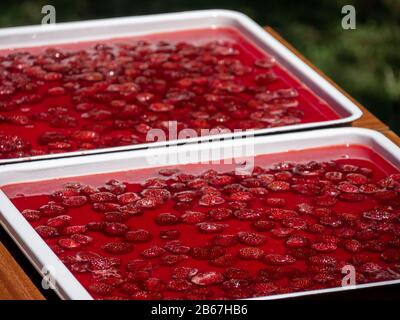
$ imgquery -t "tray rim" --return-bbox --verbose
[0,127,400,300]
[0,9,362,164]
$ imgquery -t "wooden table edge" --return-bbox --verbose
[0,241,44,300]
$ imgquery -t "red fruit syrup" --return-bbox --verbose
[0,27,339,159]
[2,144,400,300]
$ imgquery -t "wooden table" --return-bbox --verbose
[0,27,399,301]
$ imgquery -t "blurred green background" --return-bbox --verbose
[0,0,399,133]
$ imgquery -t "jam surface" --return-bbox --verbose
[2,144,400,300]
[0,27,339,160]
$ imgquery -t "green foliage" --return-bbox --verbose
[0,0,399,131]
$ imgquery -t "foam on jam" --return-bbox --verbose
[2,144,400,300]
[0,27,339,159]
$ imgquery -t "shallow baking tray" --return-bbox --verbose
[0,9,362,164]
[0,127,398,300]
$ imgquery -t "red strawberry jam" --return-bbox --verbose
[0,28,339,160]
[4,144,400,300]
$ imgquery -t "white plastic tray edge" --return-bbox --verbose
[0,127,399,300]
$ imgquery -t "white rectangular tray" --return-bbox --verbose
[0,9,362,164]
[0,127,399,300]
